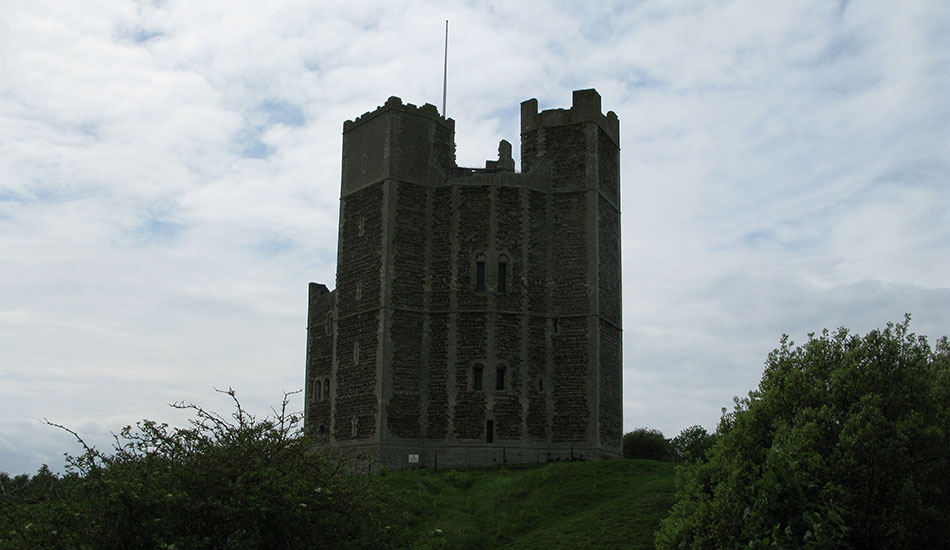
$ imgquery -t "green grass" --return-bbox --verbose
[379,459,676,550]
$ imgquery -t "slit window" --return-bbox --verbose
[496,366,506,391]
[473,364,483,391]
[486,420,494,443]
[325,312,333,336]
[497,257,508,293]
[353,342,360,364]
[475,258,486,293]
[323,378,330,400]
[314,379,322,401]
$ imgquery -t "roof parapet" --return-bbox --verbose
[521,89,619,147]
[343,96,453,133]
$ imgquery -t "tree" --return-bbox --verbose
[669,425,715,463]
[0,389,410,549]
[622,428,673,460]
[656,317,950,549]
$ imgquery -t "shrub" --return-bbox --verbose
[0,389,409,550]
[622,428,673,460]
[669,425,715,463]
[656,317,950,549]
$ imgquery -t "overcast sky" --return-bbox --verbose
[2,0,948,475]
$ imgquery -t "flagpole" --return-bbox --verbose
[442,20,448,118]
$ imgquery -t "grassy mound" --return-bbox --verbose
[381,459,675,549]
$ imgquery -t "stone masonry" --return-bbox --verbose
[305,89,622,469]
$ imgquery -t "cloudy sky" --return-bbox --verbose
[2,0,948,474]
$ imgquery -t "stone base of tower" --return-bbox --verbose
[321,441,622,471]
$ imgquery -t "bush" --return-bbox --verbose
[0,389,409,550]
[669,425,715,463]
[656,317,950,549]
[622,428,673,460]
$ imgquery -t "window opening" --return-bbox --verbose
[325,312,333,336]
[475,259,486,293]
[497,257,508,293]
[353,341,360,364]
[496,365,506,391]
[356,280,362,300]
[314,379,322,401]
[538,377,544,393]
[358,215,365,236]
[473,364,483,391]
[323,378,330,400]
[553,318,560,335]
[486,420,494,443]
[351,416,358,437]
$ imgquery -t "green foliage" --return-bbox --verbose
[623,428,674,461]
[669,425,715,463]
[0,389,408,550]
[382,459,676,549]
[656,317,950,550]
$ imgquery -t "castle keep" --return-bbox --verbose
[305,89,621,469]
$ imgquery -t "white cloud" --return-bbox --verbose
[1,0,948,473]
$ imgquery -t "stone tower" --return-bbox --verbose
[305,89,621,469]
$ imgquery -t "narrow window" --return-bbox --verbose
[538,377,544,393]
[353,341,360,364]
[318,425,327,437]
[473,364,483,391]
[314,379,322,401]
[358,215,365,236]
[325,312,333,336]
[486,420,494,443]
[496,365,506,391]
[323,378,330,400]
[351,416,358,437]
[356,280,362,300]
[553,318,560,335]
[475,258,486,293]
[497,257,508,293]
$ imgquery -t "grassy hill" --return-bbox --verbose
[380,459,676,549]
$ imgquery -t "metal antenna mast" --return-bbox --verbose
[442,20,448,117]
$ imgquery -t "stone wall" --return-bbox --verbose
[305,89,623,467]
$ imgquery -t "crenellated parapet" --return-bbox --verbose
[343,96,452,133]
[521,89,620,148]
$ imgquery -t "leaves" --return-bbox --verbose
[656,317,950,549]
[1,390,408,550]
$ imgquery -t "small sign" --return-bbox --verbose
[408,453,419,464]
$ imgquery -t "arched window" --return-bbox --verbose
[497,255,508,293]
[496,365,506,391]
[325,312,333,336]
[314,378,322,401]
[473,363,483,391]
[323,378,330,400]
[475,254,487,293]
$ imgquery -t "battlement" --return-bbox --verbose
[521,89,620,147]
[343,96,454,133]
